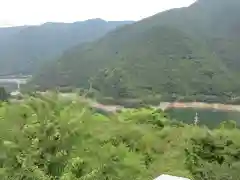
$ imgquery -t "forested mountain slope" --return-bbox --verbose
[0,19,133,75]
[31,0,240,101]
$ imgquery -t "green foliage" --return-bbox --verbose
[1,95,240,179]
[219,120,237,130]
[0,95,192,179]
[0,96,83,179]
[118,108,170,128]
[0,87,8,101]
[91,68,132,99]
[185,131,240,179]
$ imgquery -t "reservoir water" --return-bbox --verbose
[166,108,240,129]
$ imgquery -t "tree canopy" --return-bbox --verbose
[0,93,240,179]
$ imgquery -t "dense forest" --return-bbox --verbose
[0,19,132,75]
[30,0,240,102]
[0,93,240,179]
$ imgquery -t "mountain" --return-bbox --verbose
[31,0,240,102]
[142,0,240,38]
[0,19,133,75]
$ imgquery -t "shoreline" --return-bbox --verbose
[159,102,240,112]
[90,100,240,113]
[47,93,240,113]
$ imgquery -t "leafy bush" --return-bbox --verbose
[1,94,240,179]
[0,95,189,179]
[219,120,237,130]
[185,132,240,179]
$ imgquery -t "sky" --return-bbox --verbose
[0,0,196,27]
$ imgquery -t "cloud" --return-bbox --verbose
[0,0,195,27]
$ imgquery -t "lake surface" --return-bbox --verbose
[166,108,240,128]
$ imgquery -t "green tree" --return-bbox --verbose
[219,120,237,130]
[0,87,8,101]
[185,133,240,180]
[92,68,131,98]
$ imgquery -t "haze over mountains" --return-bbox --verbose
[28,0,240,102]
[0,19,133,75]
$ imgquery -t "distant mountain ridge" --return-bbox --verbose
[29,0,240,102]
[0,19,133,75]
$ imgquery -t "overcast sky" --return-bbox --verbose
[0,0,196,27]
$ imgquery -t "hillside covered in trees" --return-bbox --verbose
[1,93,240,179]
[31,0,240,102]
[0,19,132,75]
